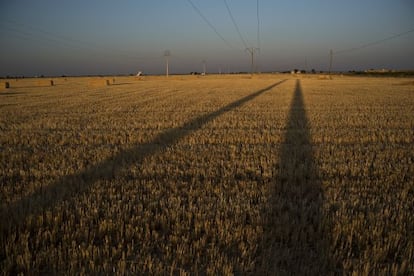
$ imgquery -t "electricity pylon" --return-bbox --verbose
[246,47,259,75]
[202,60,206,75]
[329,49,333,75]
[164,50,171,77]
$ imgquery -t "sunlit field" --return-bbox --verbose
[1,74,413,274]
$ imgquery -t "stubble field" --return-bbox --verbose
[1,74,413,274]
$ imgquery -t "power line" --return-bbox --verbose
[1,19,159,61]
[335,27,414,55]
[223,0,248,49]
[256,0,261,73]
[329,49,333,74]
[257,0,261,50]
[246,47,259,74]
[0,24,93,52]
[164,50,171,77]
[221,0,262,74]
[186,0,238,50]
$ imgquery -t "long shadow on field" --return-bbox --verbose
[0,92,28,96]
[256,80,337,274]
[111,82,133,86]
[1,80,287,237]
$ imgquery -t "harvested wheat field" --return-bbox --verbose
[1,74,413,274]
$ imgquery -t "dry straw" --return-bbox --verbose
[36,79,54,87]
[88,78,111,87]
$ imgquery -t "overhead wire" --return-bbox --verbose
[186,0,239,50]
[257,0,261,51]
[334,27,414,55]
[256,0,261,72]
[0,23,90,50]
[1,19,160,61]
[223,0,248,49]
[3,3,271,72]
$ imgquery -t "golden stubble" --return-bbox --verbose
[1,74,413,274]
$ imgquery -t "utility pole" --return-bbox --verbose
[164,50,171,77]
[246,47,259,75]
[202,60,206,75]
[305,57,308,73]
[329,49,333,75]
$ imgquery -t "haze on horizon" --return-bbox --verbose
[0,0,413,77]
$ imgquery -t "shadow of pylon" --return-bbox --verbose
[1,79,288,238]
[256,79,338,274]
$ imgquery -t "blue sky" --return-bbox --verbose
[0,0,413,76]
